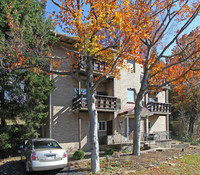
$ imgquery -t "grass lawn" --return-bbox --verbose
[132,154,200,175]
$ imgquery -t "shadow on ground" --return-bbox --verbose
[0,160,87,175]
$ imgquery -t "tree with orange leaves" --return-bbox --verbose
[51,0,153,173]
[3,0,200,173]
[50,0,200,173]
[168,27,200,139]
[129,0,200,156]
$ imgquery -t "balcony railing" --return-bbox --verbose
[147,102,171,115]
[72,94,119,111]
[73,57,106,73]
[142,131,171,141]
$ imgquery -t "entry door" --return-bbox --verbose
[129,118,134,140]
[107,120,112,135]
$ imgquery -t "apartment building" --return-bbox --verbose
[45,33,171,153]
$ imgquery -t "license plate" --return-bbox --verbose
[45,154,56,160]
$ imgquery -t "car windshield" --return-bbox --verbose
[34,140,61,149]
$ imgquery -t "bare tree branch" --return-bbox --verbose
[150,40,198,79]
[148,4,200,71]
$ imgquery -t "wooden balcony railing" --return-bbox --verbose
[147,102,171,115]
[73,58,106,73]
[72,94,119,111]
[142,131,170,141]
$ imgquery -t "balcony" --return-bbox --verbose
[147,102,171,115]
[73,57,107,73]
[72,94,120,111]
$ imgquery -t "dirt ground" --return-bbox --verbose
[67,146,200,174]
[0,146,200,175]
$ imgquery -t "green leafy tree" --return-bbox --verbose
[0,0,55,151]
[22,72,54,138]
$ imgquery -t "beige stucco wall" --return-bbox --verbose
[156,91,166,103]
[113,61,144,136]
[149,115,166,133]
[114,61,143,112]
[51,74,92,152]
[49,40,169,152]
[112,60,168,140]
[50,42,116,152]
[49,42,91,152]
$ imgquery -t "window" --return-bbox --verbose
[98,121,106,131]
[148,97,158,103]
[148,121,151,130]
[74,88,86,98]
[127,89,135,103]
[95,91,108,96]
[125,118,129,138]
[127,60,135,72]
[34,141,61,149]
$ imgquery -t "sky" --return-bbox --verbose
[45,0,200,55]
[45,0,62,33]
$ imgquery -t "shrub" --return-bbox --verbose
[0,132,11,150]
[140,146,145,151]
[73,150,85,160]
[191,140,199,146]
[121,150,129,153]
[105,148,114,155]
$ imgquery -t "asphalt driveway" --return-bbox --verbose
[0,160,86,175]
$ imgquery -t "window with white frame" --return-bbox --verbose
[98,121,107,131]
[127,88,135,103]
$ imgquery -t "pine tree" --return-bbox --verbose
[0,0,55,149]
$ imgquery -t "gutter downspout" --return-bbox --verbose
[165,89,169,139]
[49,64,52,138]
[78,80,82,149]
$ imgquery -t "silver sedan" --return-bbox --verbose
[19,138,68,172]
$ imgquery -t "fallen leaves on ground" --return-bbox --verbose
[68,147,200,174]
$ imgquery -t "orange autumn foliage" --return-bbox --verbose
[51,0,153,79]
[150,26,200,95]
[51,0,200,89]
[3,1,57,75]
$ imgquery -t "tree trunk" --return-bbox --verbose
[87,92,100,173]
[133,97,142,155]
[133,66,149,155]
[0,89,6,128]
[0,67,6,127]
[86,57,100,173]
[188,114,195,138]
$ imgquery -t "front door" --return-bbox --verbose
[107,120,112,135]
[129,118,134,140]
